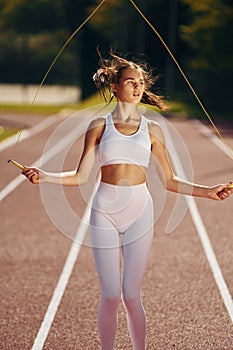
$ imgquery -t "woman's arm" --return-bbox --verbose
[22,118,105,186]
[149,122,233,201]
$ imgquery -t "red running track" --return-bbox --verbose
[1,111,233,350]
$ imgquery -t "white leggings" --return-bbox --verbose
[90,182,154,350]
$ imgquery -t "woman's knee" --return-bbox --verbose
[122,289,140,309]
[101,291,121,311]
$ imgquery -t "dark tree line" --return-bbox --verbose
[0,0,232,110]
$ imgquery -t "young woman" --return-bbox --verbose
[22,51,233,350]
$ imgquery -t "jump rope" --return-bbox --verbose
[7,0,233,190]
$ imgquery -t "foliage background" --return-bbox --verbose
[0,0,232,115]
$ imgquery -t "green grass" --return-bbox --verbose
[0,103,72,115]
[0,127,18,142]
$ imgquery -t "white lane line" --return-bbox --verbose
[192,119,232,159]
[31,186,96,350]
[0,173,25,202]
[188,199,233,323]
[160,117,233,323]
[0,114,59,152]
[0,115,86,202]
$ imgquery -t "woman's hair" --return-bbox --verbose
[93,48,167,110]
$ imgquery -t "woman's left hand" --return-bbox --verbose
[209,183,233,200]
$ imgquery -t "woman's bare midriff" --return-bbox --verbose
[100,164,147,186]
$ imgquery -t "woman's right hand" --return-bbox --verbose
[22,167,45,184]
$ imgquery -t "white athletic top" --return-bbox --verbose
[98,113,151,167]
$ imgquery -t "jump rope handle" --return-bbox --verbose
[7,159,26,171]
[7,159,39,180]
[227,183,233,189]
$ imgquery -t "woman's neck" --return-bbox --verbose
[112,102,140,122]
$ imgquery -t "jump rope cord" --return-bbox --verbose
[9,0,233,160]
[129,0,233,159]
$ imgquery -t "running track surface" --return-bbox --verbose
[1,111,233,350]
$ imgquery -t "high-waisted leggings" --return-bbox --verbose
[90,182,154,350]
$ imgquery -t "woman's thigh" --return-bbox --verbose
[121,195,154,297]
[90,210,121,297]
[121,229,154,298]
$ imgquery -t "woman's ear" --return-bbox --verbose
[110,84,117,93]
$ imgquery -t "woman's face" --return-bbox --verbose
[112,68,145,104]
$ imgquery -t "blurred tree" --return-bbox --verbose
[62,0,108,99]
[165,0,178,97]
[181,0,233,69]
[0,0,65,33]
[0,0,77,85]
[180,0,233,109]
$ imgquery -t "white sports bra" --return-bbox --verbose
[98,113,151,168]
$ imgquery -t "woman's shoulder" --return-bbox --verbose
[145,117,161,132]
[145,118,165,142]
[87,116,107,141]
[88,115,109,132]
[88,116,106,128]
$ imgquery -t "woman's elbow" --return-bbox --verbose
[76,172,89,186]
[164,175,178,191]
